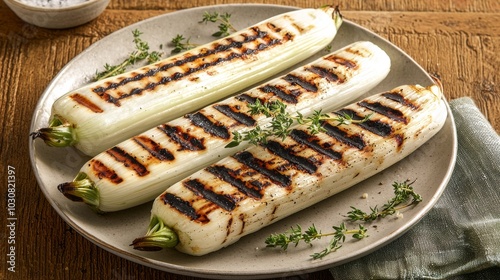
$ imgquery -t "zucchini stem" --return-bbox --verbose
[132,216,179,251]
[320,5,343,30]
[57,172,101,213]
[30,115,77,147]
[332,5,343,30]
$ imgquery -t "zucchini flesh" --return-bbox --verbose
[32,6,343,156]
[57,41,391,213]
[132,84,447,256]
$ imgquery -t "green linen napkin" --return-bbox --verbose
[329,97,500,279]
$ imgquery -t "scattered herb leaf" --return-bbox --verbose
[199,11,237,37]
[265,223,368,260]
[94,29,163,81]
[265,179,422,259]
[168,11,236,54]
[226,99,372,148]
[170,34,199,54]
[347,179,422,222]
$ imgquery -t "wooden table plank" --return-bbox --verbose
[342,11,500,131]
[107,0,500,12]
[1,1,498,280]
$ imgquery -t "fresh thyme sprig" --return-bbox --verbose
[200,11,237,37]
[168,11,236,54]
[347,179,422,222]
[265,223,368,260]
[265,179,421,259]
[170,34,199,54]
[226,99,372,148]
[94,29,163,81]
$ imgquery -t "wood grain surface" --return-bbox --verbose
[1,1,498,279]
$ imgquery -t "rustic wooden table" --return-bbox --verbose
[1,0,498,279]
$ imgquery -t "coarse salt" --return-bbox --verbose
[17,0,89,8]
[396,211,404,219]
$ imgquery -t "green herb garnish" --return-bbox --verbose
[226,99,372,148]
[347,179,422,221]
[265,223,368,260]
[94,29,163,81]
[170,34,199,54]
[169,11,236,54]
[200,11,237,37]
[265,179,422,259]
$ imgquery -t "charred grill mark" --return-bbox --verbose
[133,136,175,161]
[358,101,408,124]
[264,140,318,174]
[249,179,268,190]
[91,26,291,106]
[206,165,263,199]
[239,213,246,234]
[382,92,419,110]
[359,120,393,137]
[97,91,120,106]
[90,159,123,184]
[161,193,201,221]
[321,122,366,150]
[283,74,318,92]
[187,112,230,139]
[224,217,233,243]
[345,46,369,57]
[306,66,343,83]
[159,124,205,151]
[266,22,281,32]
[259,85,298,103]
[233,151,291,187]
[235,93,258,104]
[325,55,358,69]
[271,205,278,216]
[395,134,404,149]
[70,93,103,113]
[213,104,256,127]
[183,179,236,212]
[337,109,393,137]
[289,129,342,160]
[106,147,149,176]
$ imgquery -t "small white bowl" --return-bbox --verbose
[3,0,110,29]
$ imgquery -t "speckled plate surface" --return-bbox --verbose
[29,4,457,279]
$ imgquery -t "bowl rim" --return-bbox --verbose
[4,0,108,12]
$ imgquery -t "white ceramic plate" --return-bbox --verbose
[29,4,457,279]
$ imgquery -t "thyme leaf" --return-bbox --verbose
[226,99,372,148]
[265,223,368,260]
[94,29,163,81]
[347,179,422,221]
[170,34,199,54]
[265,179,421,259]
[200,11,237,37]
[168,11,236,54]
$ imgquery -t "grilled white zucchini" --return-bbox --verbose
[132,83,447,256]
[31,6,343,156]
[57,41,391,213]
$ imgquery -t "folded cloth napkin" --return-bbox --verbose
[329,97,500,279]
